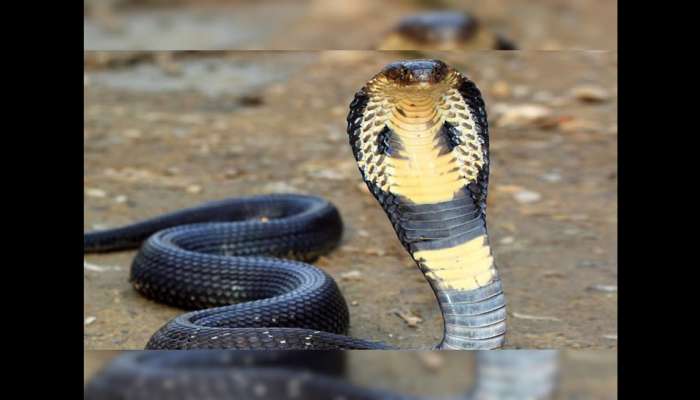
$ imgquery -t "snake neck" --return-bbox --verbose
[393,196,506,350]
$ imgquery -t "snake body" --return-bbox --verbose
[347,60,505,349]
[85,351,560,400]
[84,59,505,350]
[378,12,517,51]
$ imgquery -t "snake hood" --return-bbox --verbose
[347,59,505,349]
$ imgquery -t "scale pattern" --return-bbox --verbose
[85,195,391,350]
[346,60,505,349]
[85,351,559,399]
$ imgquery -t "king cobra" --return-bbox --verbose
[85,351,560,399]
[84,59,505,350]
[378,12,517,51]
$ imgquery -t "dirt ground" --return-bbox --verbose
[83,0,617,50]
[84,350,616,399]
[84,51,617,351]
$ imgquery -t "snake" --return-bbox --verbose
[84,59,506,350]
[84,351,560,400]
[378,12,517,51]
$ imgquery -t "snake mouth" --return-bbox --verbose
[377,59,450,87]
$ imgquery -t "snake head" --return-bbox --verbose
[395,12,480,44]
[381,59,449,87]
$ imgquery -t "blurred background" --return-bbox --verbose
[84,350,616,399]
[83,0,617,50]
[84,51,617,351]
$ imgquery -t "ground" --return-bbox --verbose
[84,350,617,399]
[83,0,617,51]
[84,51,617,351]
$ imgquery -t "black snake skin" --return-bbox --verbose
[85,194,390,350]
[84,351,560,400]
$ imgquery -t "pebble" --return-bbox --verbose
[513,190,542,204]
[223,169,241,179]
[577,260,604,268]
[540,172,562,183]
[395,310,423,328]
[340,270,363,281]
[558,118,602,133]
[511,312,561,322]
[499,236,515,245]
[587,284,617,293]
[602,334,617,340]
[85,188,107,198]
[185,184,202,194]
[84,316,97,326]
[571,85,609,103]
[492,103,553,128]
[114,195,128,204]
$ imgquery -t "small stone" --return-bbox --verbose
[340,270,363,281]
[577,260,603,268]
[165,166,181,176]
[493,104,553,128]
[351,301,359,306]
[558,117,602,132]
[85,188,107,198]
[540,172,562,183]
[364,248,386,257]
[114,195,128,204]
[603,334,617,340]
[587,284,617,293]
[224,169,241,179]
[571,85,609,103]
[84,316,97,326]
[511,312,561,322]
[395,310,423,328]
[185,185,202,194]
[513,190,541,204]
[499,236,515,245]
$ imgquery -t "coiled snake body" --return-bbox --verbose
[84,59,506,350]
[85,351,560,400]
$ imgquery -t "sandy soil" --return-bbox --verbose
[83,0,617,50]
[84,51,617,350]
[84,350,617,399]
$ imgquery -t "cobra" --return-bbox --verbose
[84,351,560,399]
[378,12,517,51]
[83,59,505,350]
